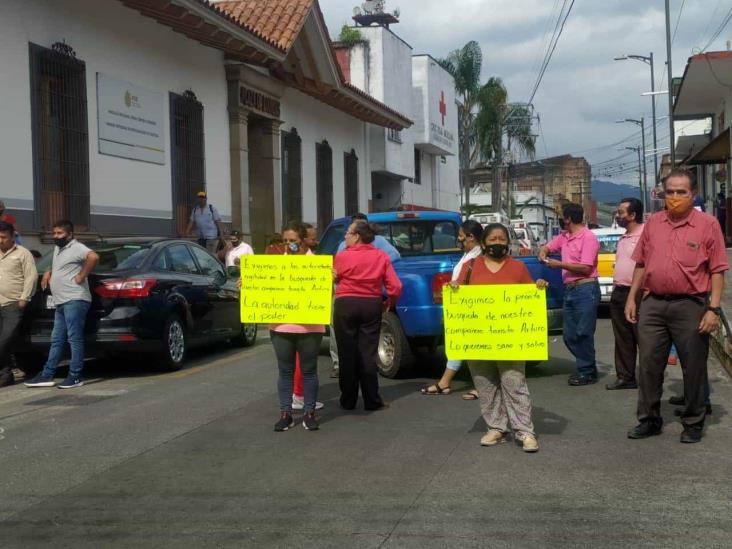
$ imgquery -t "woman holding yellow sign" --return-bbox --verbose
[269,222,325,432]
[454,223,548,453]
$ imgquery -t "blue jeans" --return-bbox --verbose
[563,281,600,378]
[270,331,322,413]
[446,359,462,372]
[41,300,91,378]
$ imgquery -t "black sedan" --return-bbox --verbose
[15,238,256,372]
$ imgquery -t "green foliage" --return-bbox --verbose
[338,25,363,47]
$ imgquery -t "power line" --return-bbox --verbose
[701,6,732,52]
[527,0,576,105]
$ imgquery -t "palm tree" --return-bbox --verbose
[440,44,536,214]
[438,41,482,215]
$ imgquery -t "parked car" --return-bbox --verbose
[15,238,257,372]
[319,211,564,378]
[591,227,626,303]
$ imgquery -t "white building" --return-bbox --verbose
[335,16,461,212]
[1,0,464,252]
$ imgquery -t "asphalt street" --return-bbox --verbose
[0,318,731,548]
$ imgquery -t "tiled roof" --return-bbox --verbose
[213,0,314,52]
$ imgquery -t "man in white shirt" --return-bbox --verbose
[222,230,253,267]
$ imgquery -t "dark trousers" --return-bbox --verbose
[270,331,322,413]
[0,303,24,384]
[334,296,384,410]
[609,286,640,382]
[637,295,708,427]
[563,281,600,378]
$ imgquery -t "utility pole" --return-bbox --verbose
[649,52,658,182]
[640,117,648,207]
[627,146,642,192]
[665,0,676,165]
[613,53,658,182]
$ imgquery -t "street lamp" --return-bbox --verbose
[615,53,659,184]
[625,146,644,200]
[617,118,648,210]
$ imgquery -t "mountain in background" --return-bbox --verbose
[591,179,640,203]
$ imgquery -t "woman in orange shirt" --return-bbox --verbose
[454,223,548,453]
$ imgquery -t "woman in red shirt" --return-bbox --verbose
[334,221,402,410]
[455,223,548,453]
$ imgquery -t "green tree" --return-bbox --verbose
[440,43,535,214]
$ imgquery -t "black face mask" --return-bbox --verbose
[616,216,629,228]
[53,237,69,248]
[484,243,509,259]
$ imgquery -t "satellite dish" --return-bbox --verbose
[353,6,362,16]
[393,7,400,18]
[362,0,376,14]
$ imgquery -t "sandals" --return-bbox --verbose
[461,390,479,401]
[420,383,451,395]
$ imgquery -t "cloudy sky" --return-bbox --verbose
[318,0,730,185]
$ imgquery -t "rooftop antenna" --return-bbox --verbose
[353,0,399,28]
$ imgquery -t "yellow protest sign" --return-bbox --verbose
[443,284,548,361]
[240,255,333,324]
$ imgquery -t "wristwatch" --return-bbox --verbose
[707,306,722,316]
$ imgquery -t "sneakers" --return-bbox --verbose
[303,412,319,431]
[521,434,539,453]
[291,394,324,411]
[274,412,295,432]
[480,429,506,446]
[57,376,84,389]
[24,373,56,388]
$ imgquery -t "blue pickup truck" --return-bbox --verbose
[318,211,564,377]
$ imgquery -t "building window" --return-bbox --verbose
[344,149,359,217]
[29,42,90,232]
[281,128,302,223]
[414,148,422,185]
[316,140,333,232]
[387,128,402,143]
[170,90,205,236]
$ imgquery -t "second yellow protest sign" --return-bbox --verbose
[240,255,333,324]
[443,284,548,361]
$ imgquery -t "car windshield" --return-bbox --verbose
[381,220,460,255]
[37,243,152,273]
[596,234,622,254]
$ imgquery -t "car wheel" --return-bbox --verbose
[160,316,186,371]
[378,312,412,378]
[234,323,258,347]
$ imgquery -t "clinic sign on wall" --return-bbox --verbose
[96,73,165,164]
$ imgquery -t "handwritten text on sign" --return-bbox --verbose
[240,255,333,324]
[442,284,548,361]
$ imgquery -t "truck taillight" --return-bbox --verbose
[95,278,157,299]
[432,272,452,304]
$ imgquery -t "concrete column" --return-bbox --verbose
[228,109,250,236]
[260,118,283,230]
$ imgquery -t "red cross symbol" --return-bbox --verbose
[439,91,447,126]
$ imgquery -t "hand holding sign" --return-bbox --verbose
[443,284,548,361]
[240,255,333,324]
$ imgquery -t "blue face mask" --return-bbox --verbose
[288,242,300,253]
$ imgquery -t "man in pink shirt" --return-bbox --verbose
[539,203,601,386]
[625,168,728,443]
[607,198,644,390]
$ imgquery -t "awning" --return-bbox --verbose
[676,134,711,163]
[686,128,730,165]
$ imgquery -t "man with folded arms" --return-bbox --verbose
[625,168,727,443]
